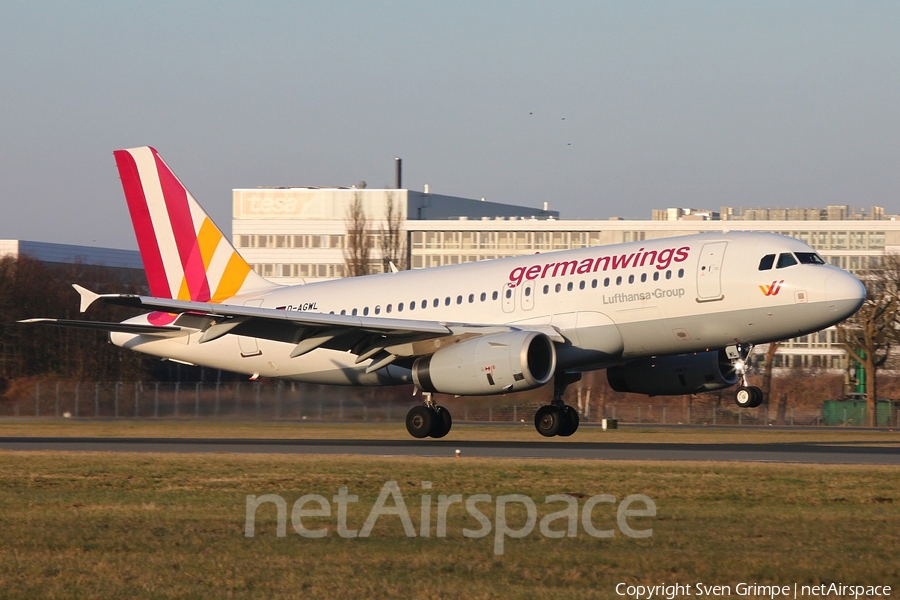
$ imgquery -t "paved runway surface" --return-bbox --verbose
[1,437,898,464]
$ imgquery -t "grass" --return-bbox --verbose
[0,452,897,599]
[0,418,899,446]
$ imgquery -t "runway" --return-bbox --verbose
[1,436,897,464]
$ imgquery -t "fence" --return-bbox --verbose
[2,381,898,427]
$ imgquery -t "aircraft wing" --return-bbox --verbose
[67,287,565,373]
[18,318,187,338]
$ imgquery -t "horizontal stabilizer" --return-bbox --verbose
[19,318,187,338]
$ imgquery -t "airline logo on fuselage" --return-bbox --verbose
[759,281,784,296]
[507,246,691,288]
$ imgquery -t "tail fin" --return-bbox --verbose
[114,146,276,303]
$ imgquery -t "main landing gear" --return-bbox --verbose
[405,394,452,439]
[727,343,764,408]
[534,373,581,437]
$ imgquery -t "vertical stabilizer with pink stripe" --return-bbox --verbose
[114,146,277,303]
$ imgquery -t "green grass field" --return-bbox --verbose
[0,449,897,599]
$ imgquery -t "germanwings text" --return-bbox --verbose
[508,246,691,288]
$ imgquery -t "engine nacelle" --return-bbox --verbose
[607,350,739,396]
[412,330,556,396]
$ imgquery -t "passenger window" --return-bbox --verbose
[433,298,439,307]
[340,309,346,315]
[505,288,512,299]
[640,273,647,283]
[653,272,660,281]
[386,304,392,313]
[758,254,776,270]
[616,276,622,285]
[468,294,474,303]
[445,297,451,306]
[492,291,499,301]
[579,281,586,290]
[409,301,415,311]
[480,292,486,302]
[363,307,369,316]
[604,277,610,287]
[555,283,562,293]
[374,306,381,315]
[524,287,531,297]
[628,274,634,284]
[591,279,598,288]
[567,282,573,291]
[543,285,549,294]
[776,253,797,269]
[456,295,463,304]
[665,270,672,280]
[678,269,684,278]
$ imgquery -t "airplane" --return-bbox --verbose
[22,146,866,439]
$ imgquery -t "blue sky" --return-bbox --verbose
[1,2,898,248]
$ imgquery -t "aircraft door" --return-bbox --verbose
[696,241,727,301]
[521,280,535,311]
[238,299,263,357]
[501,284,516,314]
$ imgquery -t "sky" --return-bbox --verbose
[1,2,898,249]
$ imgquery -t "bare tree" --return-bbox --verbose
[380,191,406,272]
[761,340,780,396]
[837,254,900,426]
[343,192,371,278]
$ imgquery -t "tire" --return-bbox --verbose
[558,405,580,437]
[406,405,435,439]
[430,406,452,438]
[749,387,764,408]
[735,387,754,408]
[534,405,562,437]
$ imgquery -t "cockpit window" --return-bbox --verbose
[758,254,776,271]
[776,253,798,269]
[795,252,826,265]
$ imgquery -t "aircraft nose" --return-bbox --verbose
[824,270,867,320]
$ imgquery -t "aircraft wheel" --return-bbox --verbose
[534,405,562,437]
[558,405,579,437]
[749,387,764,408]
[430,406,452,438]
[406,406,435,439]
[735,387,756,408]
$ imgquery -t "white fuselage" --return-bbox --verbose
[111,232,865,385]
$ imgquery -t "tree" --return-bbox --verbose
[760,340,780,403]
[343,192,371,277]
[837,254,900,426]
[379,191,406,272]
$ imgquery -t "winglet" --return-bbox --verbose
[73,284,101,313]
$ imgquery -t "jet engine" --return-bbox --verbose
[412,330,556,396]
[607,350,739,396]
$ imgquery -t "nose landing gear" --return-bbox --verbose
[727,344,763,408]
